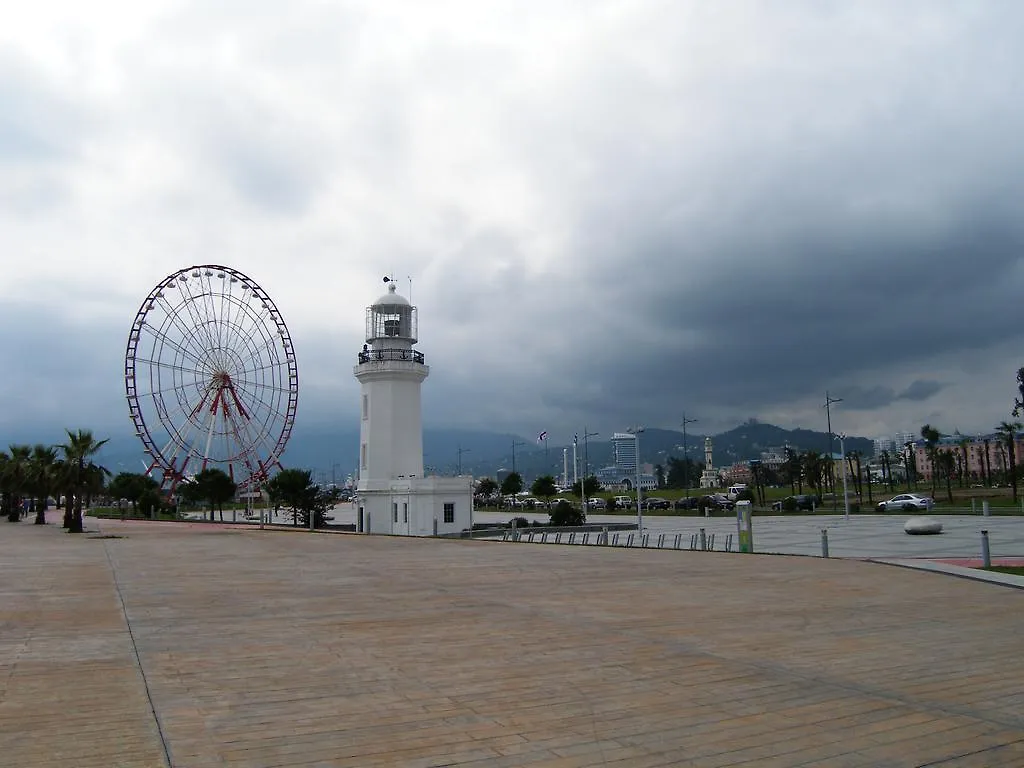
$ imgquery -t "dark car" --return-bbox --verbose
[674,496,700,510]
[643,497,671,510]
[700,494,735,511]
[771,494,820,512]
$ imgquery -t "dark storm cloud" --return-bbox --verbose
[0,303,127,437]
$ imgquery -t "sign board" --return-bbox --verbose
[735,500,753,553]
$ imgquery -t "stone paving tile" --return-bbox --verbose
[2,517,1024,767]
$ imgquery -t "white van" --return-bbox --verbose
[726,484,748,501]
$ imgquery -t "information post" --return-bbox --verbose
[736,500,753,553]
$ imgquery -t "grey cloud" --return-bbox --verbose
[896,380,944,402]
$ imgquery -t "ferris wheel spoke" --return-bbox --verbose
[230,378,284,427]
[134,355,209,380]
[140,321,211,373]
[151,290,223,369]
[178,276,225,368]
[222,304,276,373]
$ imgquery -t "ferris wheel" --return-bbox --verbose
[125,265,298,492]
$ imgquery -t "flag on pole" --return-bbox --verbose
[537,431,548,443]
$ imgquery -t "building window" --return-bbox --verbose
[393,502,398,523]
[403,503,408,523]
[362,394,368,420]
[360,443,367,470]
[443,503,455,523]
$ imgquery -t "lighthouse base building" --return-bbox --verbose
[353,279,473,536]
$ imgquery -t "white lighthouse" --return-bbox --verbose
[353,278,473,535]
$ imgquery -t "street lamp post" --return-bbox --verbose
[837,433,850,520]
[457,445,470,476]
[824,391,843,510]
[582,428,599,511]
[681,414,698,497]
[628,426,645,535]
[511,440,525,476]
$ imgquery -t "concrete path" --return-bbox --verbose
[2,516,1023,767]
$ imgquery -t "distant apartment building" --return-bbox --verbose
[912,433,1024,481]
[873,432,916,457]
[759,447,788,472]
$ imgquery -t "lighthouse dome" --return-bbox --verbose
[372,282,410,307]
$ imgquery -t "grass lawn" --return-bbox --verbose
[984,566,1024,576]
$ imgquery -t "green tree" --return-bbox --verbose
[549,499,584,526]
[186,468,237,521]
[29,445,58,525]
[654,464,665,487]
[996,421,1022,503]
[570,476,601,497]
[530,475,557,505]
[59,429,109,533]
[2,445,32,522]
[500,472,523,497]
[107,472,161,516]
[264,469,333,527]
[475,477,498,497]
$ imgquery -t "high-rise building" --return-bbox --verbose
[611,432,638,473]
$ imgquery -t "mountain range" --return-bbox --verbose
[85,418,874,484]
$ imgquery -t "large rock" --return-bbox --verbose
[904,517,943,535]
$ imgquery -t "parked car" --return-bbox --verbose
[612,495,634,509]
[700,494,735,511]
[771,494,820,512]
[877,493,934,512]
[586,497,606,509]
[674,496,700,510]
[643,497,671,510]
[521,497,542,509]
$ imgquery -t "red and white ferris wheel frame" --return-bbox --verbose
[125,265,299,493]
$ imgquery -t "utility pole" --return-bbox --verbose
[457,446,470,475]
[628,426,645,534]
[681,413,698,496]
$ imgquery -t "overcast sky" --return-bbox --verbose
[3,0,1024,452]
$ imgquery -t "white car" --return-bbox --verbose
[877,493,935,512]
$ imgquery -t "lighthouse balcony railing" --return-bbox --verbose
[358,348,425,364]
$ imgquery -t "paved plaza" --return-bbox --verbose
[2,514,1024,767]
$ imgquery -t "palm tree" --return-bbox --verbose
[29,444,58,525]
[937,450,956,503]
[920,425,941,497]
[957,437,971,488]
[3,445,32,522]
[59,429,109,533]
[983,438,993,486]
[996,421,1022,503]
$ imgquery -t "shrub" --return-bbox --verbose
[735,489,755,502]
[549,500,585,526]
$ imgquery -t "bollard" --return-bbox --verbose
[626,533,634,547]
[583,533,590,545]
[613,533,620,546]
[981,530,991,568]
[725,533,733,552]
[690,533,698,550]
[708,533,715,550]
[821,529,830,558]
[700,527,707,551]
[983,500,991,517]
[555,532,562,544]
[971,498,976,515]
[511,519,518,541]
[674,533,682,549]
[602,525,609,545]
[541,532,548,543]
[569,532,576,544]
[642,534,649,548]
